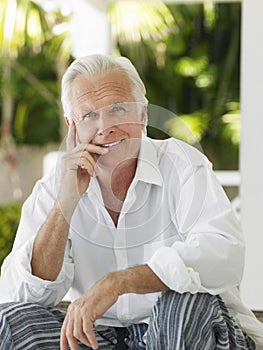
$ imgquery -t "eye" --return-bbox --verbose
[109,104,126,115]
[83,111,98,120]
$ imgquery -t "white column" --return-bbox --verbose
[239,0,263,310]
[70,0,111,58]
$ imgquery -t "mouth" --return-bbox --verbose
[100,139,124,148]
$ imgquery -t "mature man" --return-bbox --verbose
[0,54,262,350]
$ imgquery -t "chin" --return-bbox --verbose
[98,150,137,170]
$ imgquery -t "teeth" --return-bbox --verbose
[101,140,122,148]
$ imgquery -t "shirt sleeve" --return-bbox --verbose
[0,173,74,307]
[147,160,245,295]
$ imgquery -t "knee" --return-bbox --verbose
[152,291,217,324]
[146,292,218,349]
[0,302,22,316]
[0,302,40,322]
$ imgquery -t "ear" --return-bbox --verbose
[140,105,148,128]
[65,117,70,127]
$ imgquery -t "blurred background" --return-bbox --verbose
[1,0,261,310]
[0,0,241,275]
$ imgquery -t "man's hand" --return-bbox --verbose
[58,121,108,210]
[60,265,169,350]
[60,274,119,350]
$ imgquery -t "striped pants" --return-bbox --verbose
[0,292,256,350]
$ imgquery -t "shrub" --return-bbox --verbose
[0,203,22,270]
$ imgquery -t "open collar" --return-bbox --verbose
[86,134,163,201]
[133,134,163,187]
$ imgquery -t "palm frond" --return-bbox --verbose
[109,1,174,43]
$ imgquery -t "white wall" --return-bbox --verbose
[240,0,263,310]
[0,144,59,204]
[71,0,111,58]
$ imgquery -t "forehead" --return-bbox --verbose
[69,70,135,114]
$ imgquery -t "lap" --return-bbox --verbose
[146,292,256,350]
[0,293,256,350]
[0,302,145,349]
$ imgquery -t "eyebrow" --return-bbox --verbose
[81,102,127,119]
[109,101,126,107]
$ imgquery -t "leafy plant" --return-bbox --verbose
[0,203,21,270]
[113,2,241,169]
[0,0,72,147]
[0,1,241,171]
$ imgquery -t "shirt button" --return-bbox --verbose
[120,315,128,321]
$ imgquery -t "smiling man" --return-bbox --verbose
[0,54,262,350]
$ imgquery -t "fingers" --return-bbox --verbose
[73,318,98,350]
[83,321,99,350]
[60,315,98,350]
[64,137,109,174]
[61,318,76,350]
[72,144,108,176]
[66,120,77,152]
[73,317,89,346]
[67,134,109,165]
[80,143,109,156]
[66,120,108,157]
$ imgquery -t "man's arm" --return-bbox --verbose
[114,264,169,294]
[31,201,72,281]
[31,122,108,281]
[60,264,169,350]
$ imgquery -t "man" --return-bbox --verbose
[0,54,262,350]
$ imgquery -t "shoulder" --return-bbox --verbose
[147,137,211,169]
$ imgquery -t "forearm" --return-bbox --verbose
[110,264,170,296]
[61,265,169,350]
[31,200,74,281]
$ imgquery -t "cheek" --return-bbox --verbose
[76,125,95,144]
[126,123,144,137]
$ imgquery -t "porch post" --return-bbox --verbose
[70,0,111,58]
[239,0,263,310]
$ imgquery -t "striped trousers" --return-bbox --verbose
[0,292,256,350]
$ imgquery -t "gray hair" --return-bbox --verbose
[61,54,148,120]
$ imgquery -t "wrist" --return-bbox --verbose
[55,195,78,220]
[106,271,129,296]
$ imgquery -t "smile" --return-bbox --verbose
[100,139,124,148]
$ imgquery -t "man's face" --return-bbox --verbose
[68,70,146,169]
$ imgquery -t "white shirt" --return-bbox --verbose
[0,136,262,344]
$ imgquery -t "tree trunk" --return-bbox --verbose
[0,59,22,201]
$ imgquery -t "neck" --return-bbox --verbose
[96,158,138,226]
[97,157,137,193]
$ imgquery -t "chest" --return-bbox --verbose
[101,185,128,227]
[106,208,120,227]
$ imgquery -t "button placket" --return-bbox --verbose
[114,215,130,321]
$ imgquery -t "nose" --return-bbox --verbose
[96,112,117,136]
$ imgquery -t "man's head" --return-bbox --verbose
[61,54,148,121]
[61,54,148,170]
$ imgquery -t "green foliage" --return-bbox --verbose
[0,1,241,170]
[0,0,72,146]
[9,49,60,145]
[116,3,241,169]
[0,0,50,57]
[11,50,61,145]
[0,203,21,269]
[109,2,174,44]
[165,110,210,144]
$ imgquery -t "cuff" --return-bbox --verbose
[147,246,201,293]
